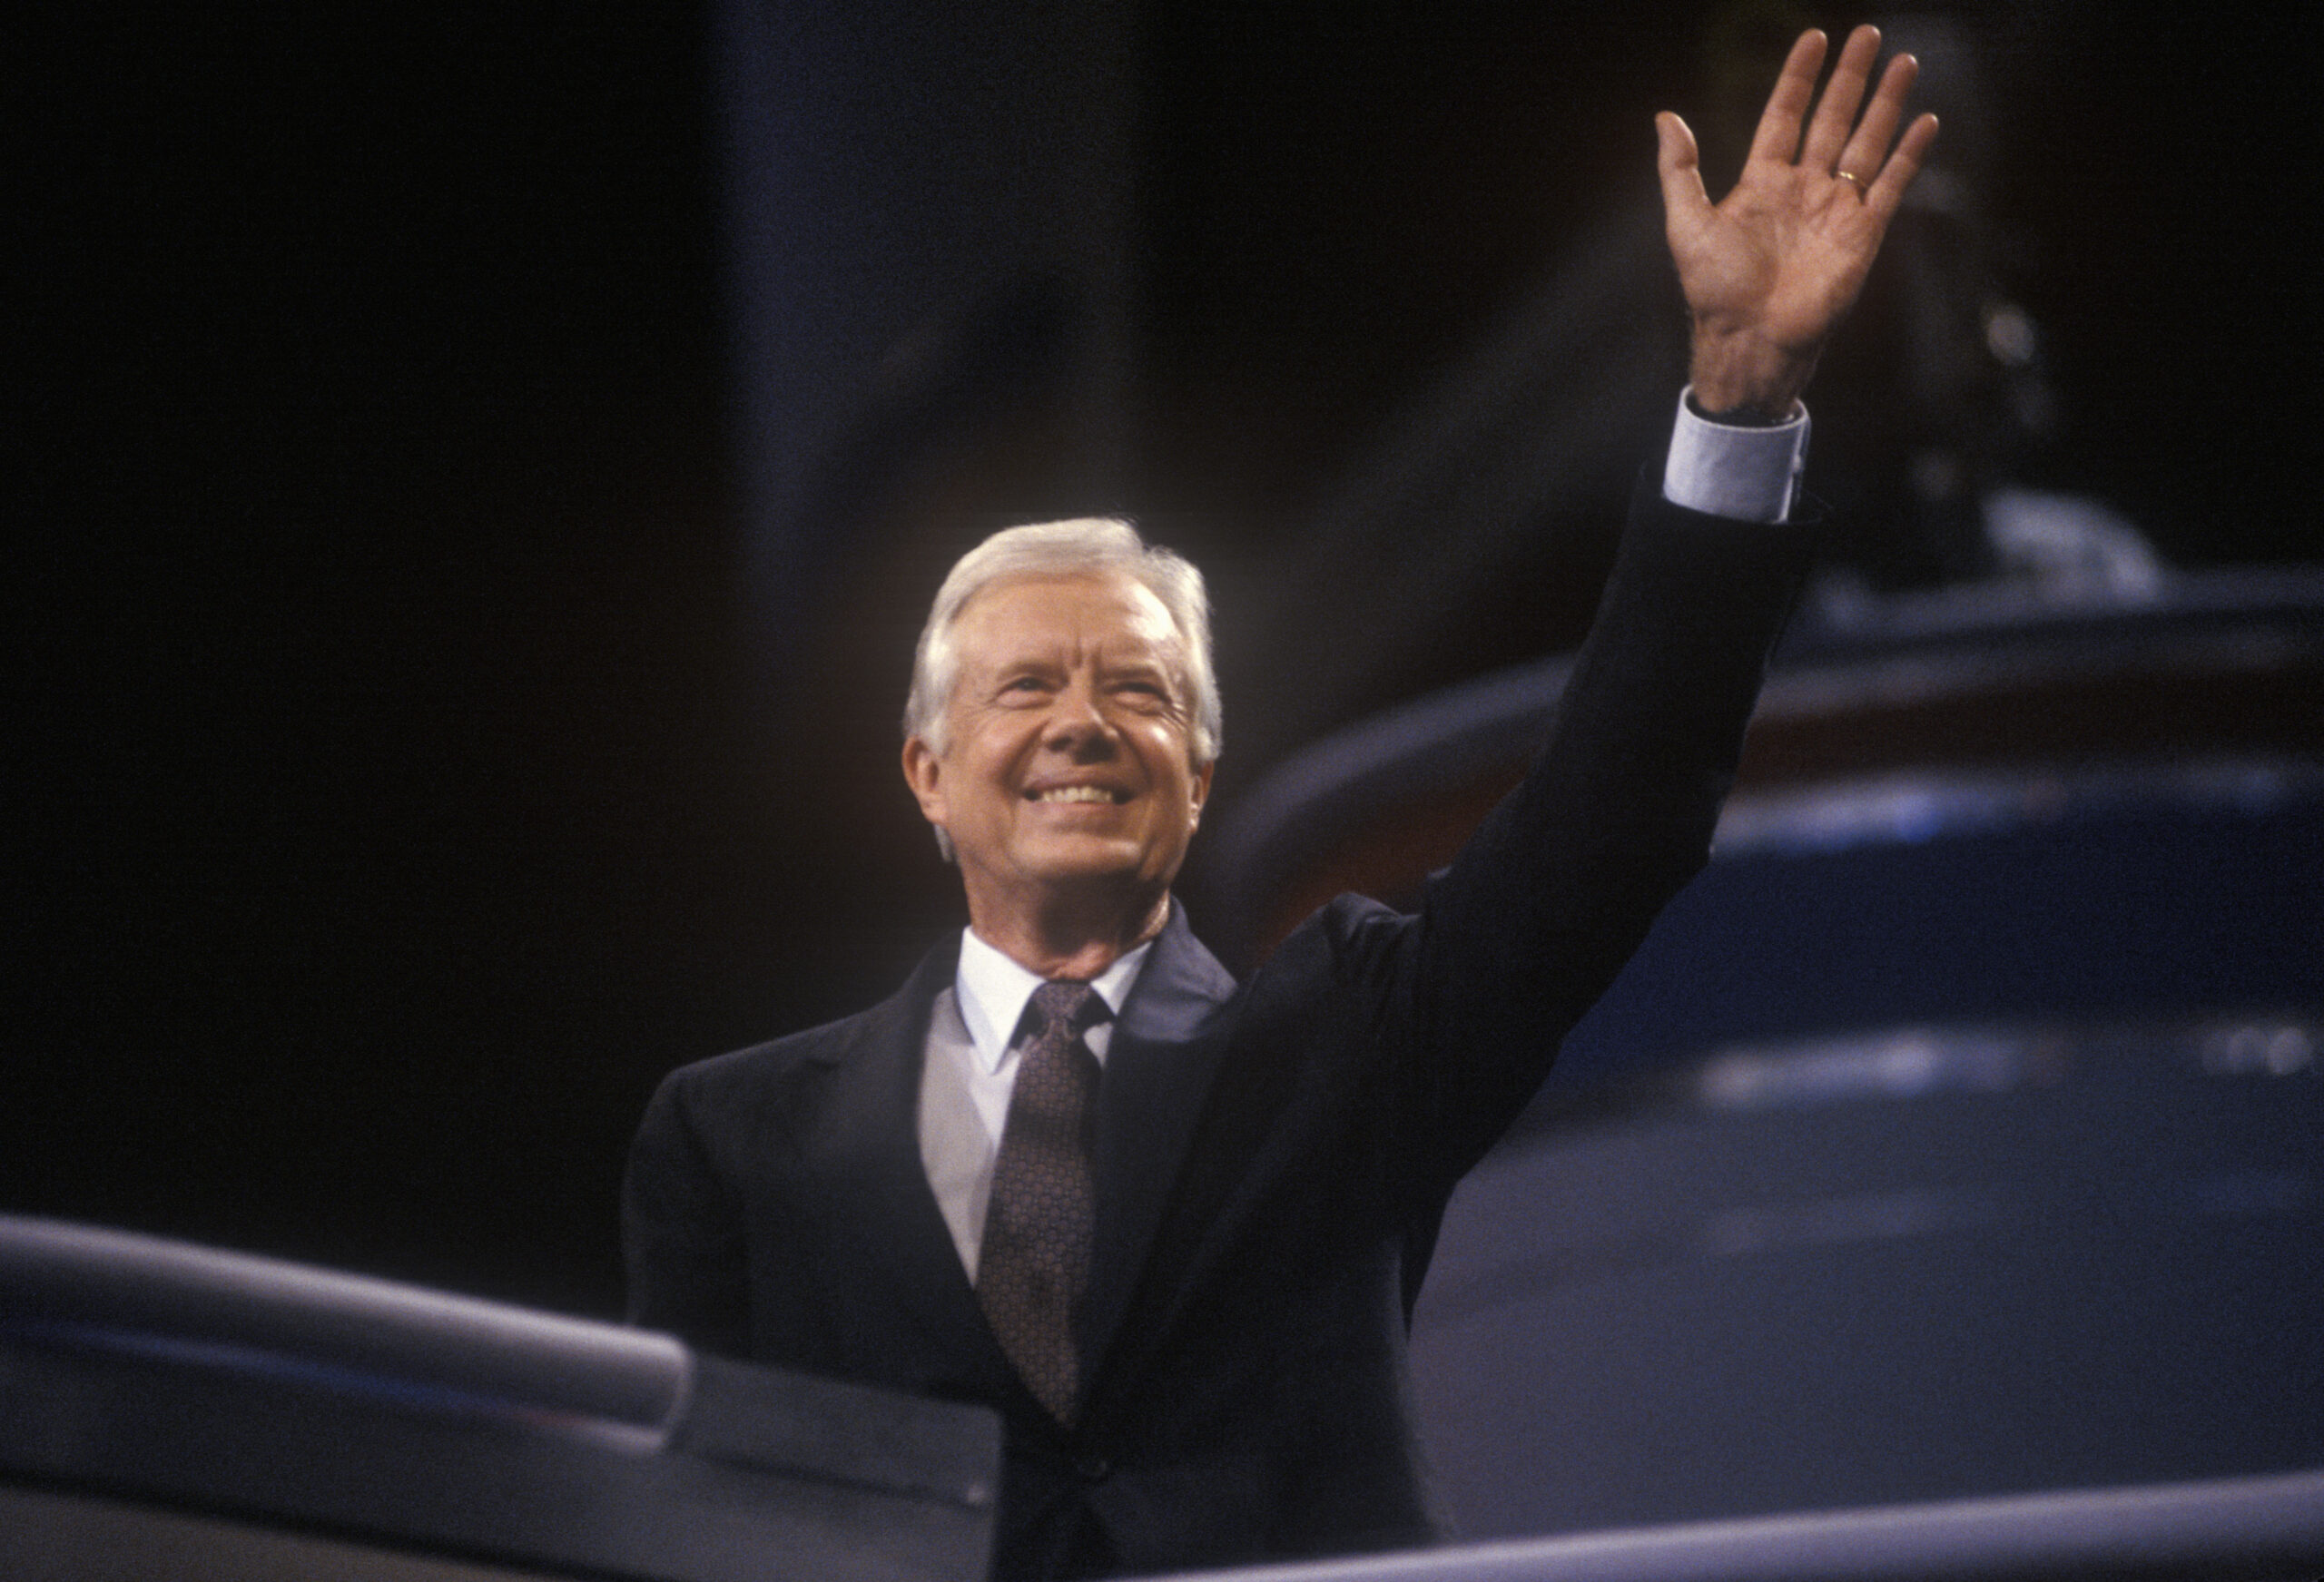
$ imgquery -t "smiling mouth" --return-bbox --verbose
[1027,785,1129,805]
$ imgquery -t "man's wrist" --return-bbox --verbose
[1687,323,1815,422]
[1684,388,1803,428]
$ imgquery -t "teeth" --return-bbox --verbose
[1032,786,1119,804]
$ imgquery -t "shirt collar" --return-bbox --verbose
[955,927,1151,1076]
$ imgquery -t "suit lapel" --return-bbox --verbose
[1080,905,1237,1381]
[806,940,1025,1404]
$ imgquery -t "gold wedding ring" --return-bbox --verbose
[1834,168,1870,196]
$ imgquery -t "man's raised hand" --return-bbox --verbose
[1658,25,1938,419]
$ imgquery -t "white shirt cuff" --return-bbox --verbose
[1661,389,1810,524]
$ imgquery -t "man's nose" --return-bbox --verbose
[1042,679,1116,753]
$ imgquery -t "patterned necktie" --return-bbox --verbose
[978,979,1107,1424]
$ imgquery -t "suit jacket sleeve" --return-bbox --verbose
[1342,471,1819,1198]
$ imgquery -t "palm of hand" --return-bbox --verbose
[1673,165,1890,356]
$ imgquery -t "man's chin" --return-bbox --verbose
[1018,842,1147,882]
[1008,831,1185,889]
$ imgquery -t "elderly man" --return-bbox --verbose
[626,29,1934,1580]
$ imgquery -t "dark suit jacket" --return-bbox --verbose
[625,486,1819,1578]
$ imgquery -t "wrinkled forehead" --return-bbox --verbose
[950,570,1187,670]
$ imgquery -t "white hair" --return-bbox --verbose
[904,518,1221,860]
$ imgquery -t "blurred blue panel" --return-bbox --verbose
[1413,1014,2324,1535]
[1555,790,2324,1084]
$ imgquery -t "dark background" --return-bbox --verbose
[13,3,2319,1320]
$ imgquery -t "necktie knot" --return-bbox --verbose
[1028,979,1104,1042]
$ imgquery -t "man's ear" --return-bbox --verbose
[901,736,948,830]
[1187,758,1215,827]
